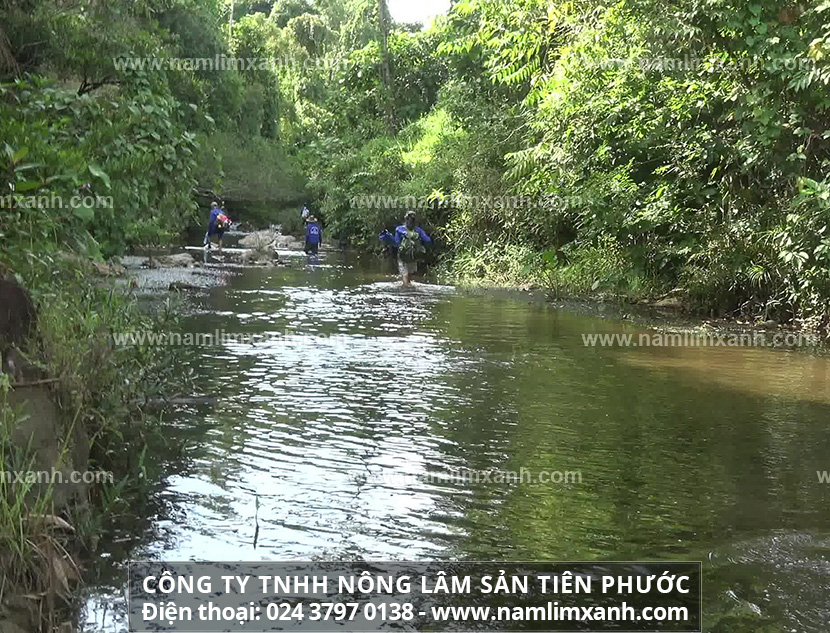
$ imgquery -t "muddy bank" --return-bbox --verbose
[0,276,85,633]
[0,276,88,507]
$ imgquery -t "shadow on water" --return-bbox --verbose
[84,252,830,632]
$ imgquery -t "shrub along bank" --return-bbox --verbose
[295,0,830,327]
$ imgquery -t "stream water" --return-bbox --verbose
[84,252,830,632]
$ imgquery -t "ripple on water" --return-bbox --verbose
[86,258,830,633]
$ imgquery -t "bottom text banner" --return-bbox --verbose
[128,561,702,632]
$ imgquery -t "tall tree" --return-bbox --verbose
[377,0,395,133]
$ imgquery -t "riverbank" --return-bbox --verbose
[0,255,201,633]
[0,223,323,632]
[442,233,830,335]
[445,262,830,347]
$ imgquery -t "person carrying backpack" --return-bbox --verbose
[393,211,431,286]
[305,215,323,255]
[204,201,231,252]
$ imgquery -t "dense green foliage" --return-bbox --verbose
[471,0,830,323]
[285,0,830,324]
[1,76,198,256]
[4,3,830,626]
[4,0,830,317]
[3,0,830,625]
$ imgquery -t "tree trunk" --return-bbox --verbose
[377,0,395,134]
[0,22,18,74]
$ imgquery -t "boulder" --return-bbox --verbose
[653,290,686,309]
[149,253,196,268]
[654,296,684,309]
[92,260,126,277]
[236,250,278,267]
[276,237,304,250]
[239,229,278,250]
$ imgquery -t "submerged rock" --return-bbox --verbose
[168,281,201,292]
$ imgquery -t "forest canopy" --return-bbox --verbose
[2,0,830,323]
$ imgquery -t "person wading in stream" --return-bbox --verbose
[394,211,431,286]
[204,201,231,252]
[305,215,323,255]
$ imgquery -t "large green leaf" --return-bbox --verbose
[73,205,95,221]
[88,163,112,189]
[14,180,41,193]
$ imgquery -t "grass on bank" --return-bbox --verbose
[0,390,80,631]
[446,236,663,300]
[0,257,192,630]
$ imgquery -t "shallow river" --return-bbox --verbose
[85,253,830,632]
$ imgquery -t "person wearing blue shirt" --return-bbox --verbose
[394,211,431,286]
[305,215,323,255]
[204,201,230,252]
